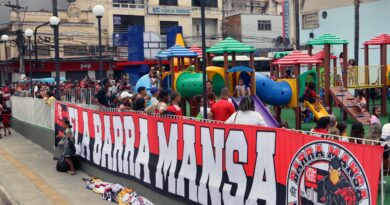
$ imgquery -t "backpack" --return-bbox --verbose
[56,156,69,172]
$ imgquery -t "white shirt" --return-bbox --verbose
[225,111,267,127]
[382,123,390,140]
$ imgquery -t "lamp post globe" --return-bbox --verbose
[24,29,33,38]
[1,34,9,42]
[93,5,105,18]
[49,16,60,26]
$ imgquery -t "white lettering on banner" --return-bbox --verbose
[177,124,198,202]
[123,116,136,176]
[155,122,178,194]
[102,115,113,170]
[198,127,224,205]
[246,132,276,205]
[67,107,79,154]
[135,118,151,184]
[223,130,248,205]
[112,116,124,172]
[92,113,103,165]
[60,105,287,204]
[81,111,91,160]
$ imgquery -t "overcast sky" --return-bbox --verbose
[0,0,70,24]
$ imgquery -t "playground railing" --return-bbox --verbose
[345,65,383,89]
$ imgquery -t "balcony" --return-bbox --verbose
[112,3,145,9]
[191,7,221,18]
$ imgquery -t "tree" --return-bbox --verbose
[354,0,360,64]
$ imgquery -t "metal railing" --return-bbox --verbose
[344,65,383,89]
[60,88,96,105]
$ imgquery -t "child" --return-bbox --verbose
[303,82,321,112]
[356,90,367,112]
[370,106,381,126]
[1,105,11,136]
[166,92,183,116]
[234,78,251,97]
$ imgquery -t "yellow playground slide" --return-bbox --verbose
[304,101,329,120]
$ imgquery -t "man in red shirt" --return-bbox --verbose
[209,88,235,121]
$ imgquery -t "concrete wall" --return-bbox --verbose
[299,0,390,67]
[11,118,185,205]
[241,14,283,49]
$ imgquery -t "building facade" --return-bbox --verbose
[288,0,384,63]
[223,0,283,17]
[225,14,284,55]
[0,0,223,82]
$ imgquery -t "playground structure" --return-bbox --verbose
[134,33,389,129]
[272,50,325,129]
[363,33,390,116]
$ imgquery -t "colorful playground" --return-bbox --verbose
[134,33,390,131]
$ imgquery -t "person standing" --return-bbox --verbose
[166,91,183,116]
[149,87,159,105]
[92,78,111,107]
[209,88,235,121]
[312,117,331,134]
[59,120,76,175]
[225,96,266,126]
[145,89,169,114]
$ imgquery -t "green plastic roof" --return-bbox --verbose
[273,51,290,59]
[307,34,349,45]
[206,37,256,54]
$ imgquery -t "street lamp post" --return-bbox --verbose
[25,29,33,96]
[200,0,208,119]
[1,35,9,85]
[34,22,50,70]
[49,16,61,98]
[93,5,105,80]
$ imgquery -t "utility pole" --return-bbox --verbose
[4,0,26,79]
[354,0,360,64]
[294,0,300,50]
[52,0,61,98]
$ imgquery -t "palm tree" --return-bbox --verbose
[354,0,360,64]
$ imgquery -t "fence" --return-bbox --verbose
[11,96,54,130]
[60,88,96,105]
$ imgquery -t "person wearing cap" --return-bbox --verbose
[92,78,111,107]
[150,87,159,105]
[118,91,133,111]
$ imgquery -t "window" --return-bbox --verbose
[113,15,145,33]
[159,0,177,6]
[37,45,51,56]
[192,0,217,7]
[160,21,179,35]
[302,13,319,29]
[88,45,106,55]
[64,45,87,56]
[258,20,271,31]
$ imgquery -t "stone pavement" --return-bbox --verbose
[0,129,112,205]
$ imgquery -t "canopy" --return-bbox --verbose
[155,45,198,59]
[156,50,171,59]
[307,34,348,45]
[273,50,322,65]
[206,37,256,54]
[189,46,203,58]
[313,51,337,60]
[227,66,254,73]
[363,34,390,45]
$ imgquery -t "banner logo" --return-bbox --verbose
[287,141,370,205]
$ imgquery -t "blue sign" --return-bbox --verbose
[113,33,128,46]
[283,1,290,40]
[148,6,190,15]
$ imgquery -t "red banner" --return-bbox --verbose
[55,102,383,205]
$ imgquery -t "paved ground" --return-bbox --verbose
[0,129,111,205]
